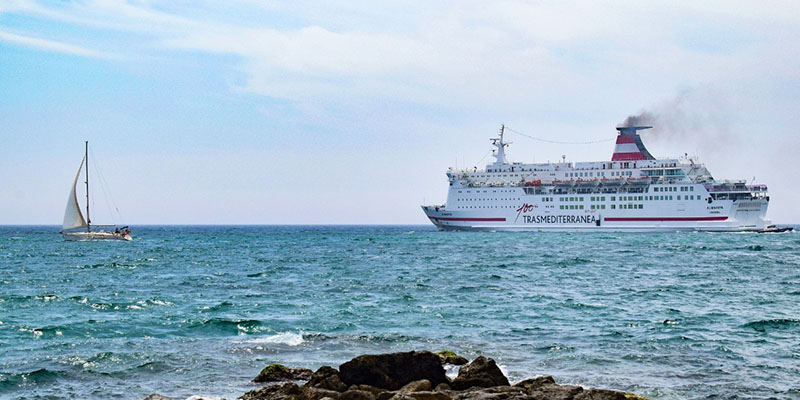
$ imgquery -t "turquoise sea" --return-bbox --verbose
[1,226,798,399]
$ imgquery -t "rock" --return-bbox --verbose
[450,389,509,400]
[140,395,177,400]
[376,392,396,400]
[398,380,432,393]
[513,376,555,391]
[239,382,303,400]
[306,366,348,392]
[433,383,451,392]
[396,392,451,400]
[450,357,509,390]
[340,390,377,400]
[573,389,628,400]
[349,385,388,397]
[339,351,448,390]
[454,386,526,400]
[304,387,344,400]
[254,363,314,383]
[526,383,583,400]
[435,351,468,366]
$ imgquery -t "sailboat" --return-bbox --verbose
[61,141,132,241]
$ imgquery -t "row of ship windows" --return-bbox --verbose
[457,195,701,204]
[459,189,518,193]
[457,198,521,202]
[558,204,644,210]
[561,195,700,202]
[458,186,692,195]
[654,186,693,192]
[566,171,633,178]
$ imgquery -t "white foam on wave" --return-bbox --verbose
[242,332,306,346]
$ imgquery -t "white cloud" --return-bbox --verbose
[5,0,800,107]
[0,30,117,59]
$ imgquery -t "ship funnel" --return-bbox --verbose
[612,125,655,161]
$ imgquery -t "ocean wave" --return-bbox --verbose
[556,257,595,267]
[0,368,63,390]
[190,317,263,334]
[744,318,800,332]
[202,301,234,312]
[240,332,306,346]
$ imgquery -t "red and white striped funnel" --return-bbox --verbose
[611,126,655,161]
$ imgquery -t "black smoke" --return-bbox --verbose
[621,112,656,127]
[619,88,737,155]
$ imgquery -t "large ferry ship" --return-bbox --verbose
[422,125,771,232]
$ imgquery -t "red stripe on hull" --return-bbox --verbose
[432,217,506,222]
[605,216,728,222]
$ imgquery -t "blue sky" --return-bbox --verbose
[1,1,799,224]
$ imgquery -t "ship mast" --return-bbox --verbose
[491,124,510,166]
[85,141,90,233]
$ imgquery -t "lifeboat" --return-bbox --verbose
[523,179,542,186]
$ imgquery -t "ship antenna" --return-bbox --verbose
[491,124,509,165]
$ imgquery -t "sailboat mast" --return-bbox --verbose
[85,141,90,233]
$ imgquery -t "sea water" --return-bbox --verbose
[0,226,798,399]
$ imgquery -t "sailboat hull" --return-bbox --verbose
[62,231,132,241]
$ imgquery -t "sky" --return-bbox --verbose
[1,0,799,224]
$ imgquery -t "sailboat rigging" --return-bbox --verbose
[60,141,132,241]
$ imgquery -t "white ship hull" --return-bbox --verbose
[62,231,132,241]
[422,197,770,232]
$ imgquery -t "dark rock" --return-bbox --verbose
[399,380,432,393]
[306,366,348,392]
[433,383,451,392]
[376,392,396,400]
[340,390,377,400]
[398,392,452,400]
[304,387,344,400]
[240,382,303,400]
[450,389,510,400]
[450,357,509,390]
[526,383,583,400]
[140,395,176,400]
[513,376,555,391]
[435,351,468,366]
[349,385,388,397]
[254,363,314,383]
[453,386,526,400]
[573,389,628,400]
[339,351,448,390]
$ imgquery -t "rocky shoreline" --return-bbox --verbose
[142,351,647,400]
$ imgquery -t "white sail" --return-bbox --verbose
[62,156,87,230]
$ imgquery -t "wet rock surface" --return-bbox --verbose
[239,352,647,400]
[254,363,314,383]
[435,351,468,366]
[450,356,509,390]
[338,351,448,390]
